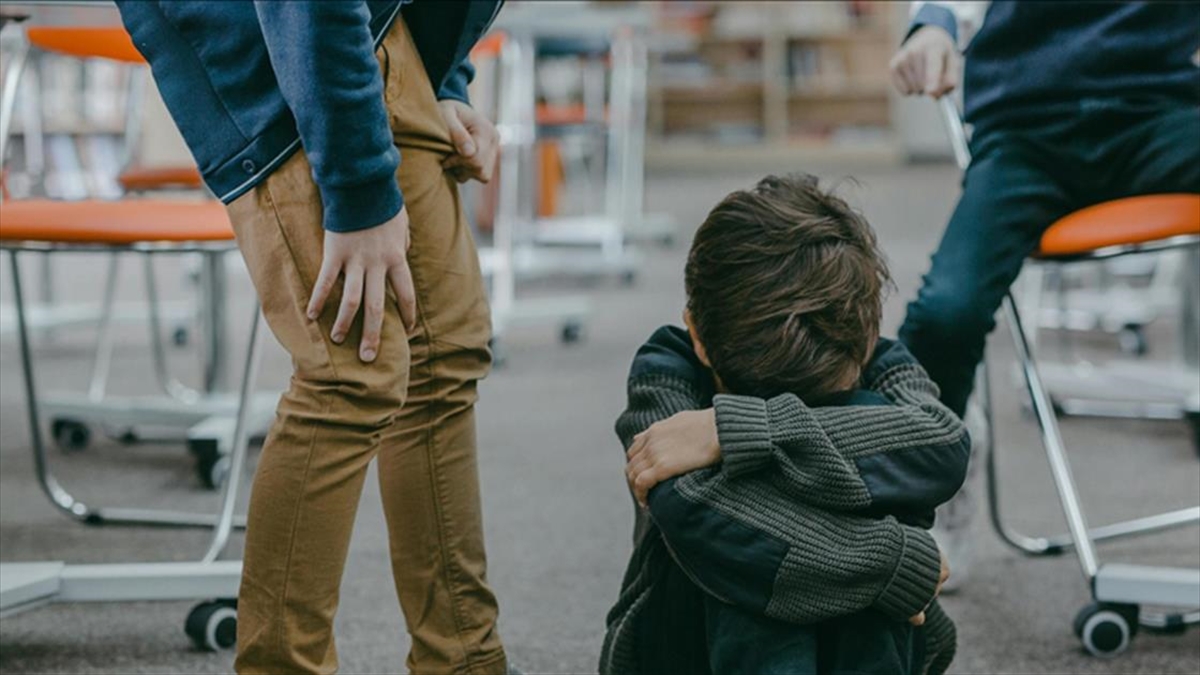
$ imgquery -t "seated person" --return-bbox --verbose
[600,174,972,675]
[890,1,1200,585]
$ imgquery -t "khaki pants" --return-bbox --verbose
[226,18,505,675]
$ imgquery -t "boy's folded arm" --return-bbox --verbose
[715,339,971,515]
[646,473,942,624]
[615,326,716,449]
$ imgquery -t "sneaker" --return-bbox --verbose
[931,399,988,594]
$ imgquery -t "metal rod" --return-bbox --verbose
[86,252,120,402]
[938,96,971,172]
[203,303,263,563]
[8,249,90,519]
[0,36,30,172]
[143,251,200,404]
[1004,293,1100,578]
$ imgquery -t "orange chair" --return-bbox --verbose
[939,97,1200,658]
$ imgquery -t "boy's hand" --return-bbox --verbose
[909,547,951,626]
[626,409,721,507]
[438,100,499,184]
[307,207,417,362]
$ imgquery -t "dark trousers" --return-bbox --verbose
[898,104,1200,417]
[705,596,923,675]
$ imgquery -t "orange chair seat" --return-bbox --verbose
[118,166,205,192]
[537,103,607,126]
[1036,194,1200,259]
[0,200,233,245]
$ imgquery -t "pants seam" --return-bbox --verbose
[258,180,342,668]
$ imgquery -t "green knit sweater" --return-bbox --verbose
[599,327,967,675]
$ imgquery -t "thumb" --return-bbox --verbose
[445,108,476,157]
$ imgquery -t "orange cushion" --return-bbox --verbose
[118,166,205,192]
[26,27,145,65]
[0,200,233,245]
[1037,194,1200,259]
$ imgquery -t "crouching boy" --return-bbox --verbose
[600,174,970,675]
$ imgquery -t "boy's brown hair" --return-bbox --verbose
[685,173,891,400]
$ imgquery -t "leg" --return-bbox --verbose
[898,133,1075,417]
[705,596,819,675]
[227,143,413,674]
[1105,106,1200,197]
[373,21,506,675]
[816,610,923,675]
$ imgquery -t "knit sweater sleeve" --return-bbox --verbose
[715,339,971,520]
[619,328,943,624]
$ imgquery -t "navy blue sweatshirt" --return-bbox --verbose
[910,1,1200,129]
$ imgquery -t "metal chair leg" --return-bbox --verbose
[1002,292,1099,580]
[203,303,263,563]
[85,252,120,402]
[8,248,248,530]
[143,251,201,404]
[983,300,1200,559]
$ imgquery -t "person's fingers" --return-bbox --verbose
[387,261,418,332]
[330,265,364,344]
[890,66,913,96]
[307,256,340,320]
[444,108,477,158]
[910,612,926,627]
[633,468,657,506]
[923,47,943,96]
[359,266,386,362]
[626,433,648,461]
[899,58,921,96]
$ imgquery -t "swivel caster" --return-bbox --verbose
[1185,411,1199,457]
[186,599,237,651]
[1074,602,1137,657]
[173,325,191,347]
[51,418,91,452]
[620,270,637,287]
[560,320,584,345]
[1117,324,1147,356]
[190,438,229,490]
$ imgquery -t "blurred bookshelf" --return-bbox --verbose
[645,1,903,169]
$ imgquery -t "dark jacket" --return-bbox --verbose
[116,0,503,233]
[600,326,970,675]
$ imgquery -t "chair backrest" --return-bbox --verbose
[25,26,145,64]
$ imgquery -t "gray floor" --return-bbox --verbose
[1,164,1198,674]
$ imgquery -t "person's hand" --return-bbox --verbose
[306,207,417,363]
[626,409,721,508]
[890,25,960,99]
[910,547,951,626]
[438,99,499,184]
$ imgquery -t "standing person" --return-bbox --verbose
[116,2,510,673]
[890,0,1200,587]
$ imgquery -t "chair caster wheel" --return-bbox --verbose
[186,600,237,651]
[561,321,584,345]
[52,418,91,452]
[1185,411,1200,457]
[620,270,637,286]
[1117,325,1147,356]
[173,325,190,347]
[1074,602,1137,657]
[196,454,230,490]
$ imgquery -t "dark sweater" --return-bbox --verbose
[912,1,1200,129]
[600,327,970,675]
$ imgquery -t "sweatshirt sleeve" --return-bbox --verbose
[252,1,402,233]
[646,470,944,624]
[714,339,970,521]
[906,1,990,50]
[437,56,476,105]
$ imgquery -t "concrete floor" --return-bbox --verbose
[1,164,1198,674]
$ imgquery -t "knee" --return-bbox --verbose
[904,289,995,344]
[289,358,410,429]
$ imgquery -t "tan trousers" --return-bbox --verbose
[225,18,506,675]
